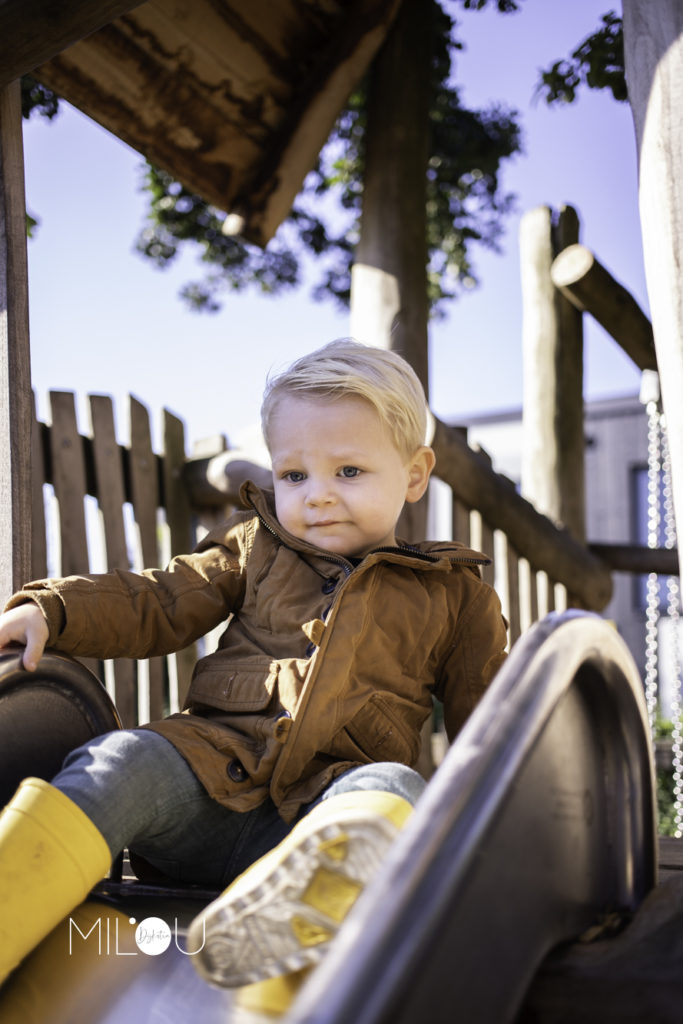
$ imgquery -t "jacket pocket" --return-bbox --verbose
[186,653,279,713]
[341,692,422,765]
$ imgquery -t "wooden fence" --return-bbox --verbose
[31,391,199,728]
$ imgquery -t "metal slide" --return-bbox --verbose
[0,612,657,1023]
[286,610,657,1024]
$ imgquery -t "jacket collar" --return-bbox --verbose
[240,480,490,571]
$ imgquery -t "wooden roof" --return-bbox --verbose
[2,0,400,244]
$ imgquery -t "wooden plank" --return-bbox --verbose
[89,394,128,568]
[470,509,494,589]
[163,407,196,710]
[554,582,568,613]
[162,408,193,557]
[506,540,521,646]
[0,81,31,602]
[48,390,101,678]
[451,499,470,547]
[528,565,539,626]
[0,0,148,88]
[129,396,165,722]
[30,392,47,580]
[49,391,88,577]
[517,557,535,636]
[89,393,136,726]
[536,571,552,619]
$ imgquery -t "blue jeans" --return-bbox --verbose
[52,729,426,889]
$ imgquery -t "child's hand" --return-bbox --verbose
[0,604,49,671]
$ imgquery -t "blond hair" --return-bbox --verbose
[261,339,428,458]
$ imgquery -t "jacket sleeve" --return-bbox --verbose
[434,574,508,742]
[4,517,251,660]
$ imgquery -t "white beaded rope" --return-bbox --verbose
[643,386,661,735]
[661,415,683,836]
[641,370,683,836]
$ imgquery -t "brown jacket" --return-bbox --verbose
[8,483,508,821]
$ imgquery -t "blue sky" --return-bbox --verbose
[22,0,643,455]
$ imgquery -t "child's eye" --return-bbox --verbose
[283,471,306,483]
[339,466,361,478]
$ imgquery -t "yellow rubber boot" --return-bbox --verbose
[0,777,111,985]
[232,969,312,1023]
[188,789,413,990]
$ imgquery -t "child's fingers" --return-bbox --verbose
[21,615,49,671]
[0,611,25,650]
[0,606,49,671]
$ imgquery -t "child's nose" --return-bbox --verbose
[305,479,335,506]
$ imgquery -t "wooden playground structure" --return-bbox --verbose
[2,1,683,1020]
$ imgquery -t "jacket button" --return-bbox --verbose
[321,578,337,595]
[274,709,292,742]
[227,758,247,783]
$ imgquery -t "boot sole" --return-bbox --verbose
[188,811,401,988]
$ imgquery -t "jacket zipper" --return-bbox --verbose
[255,512,354,577]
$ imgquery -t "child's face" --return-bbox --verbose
[269,394,434,558]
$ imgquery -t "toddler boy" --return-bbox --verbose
[0,340,507,998]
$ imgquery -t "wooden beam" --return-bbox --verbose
[431,416,613,612]
[0,0,148,89]
[551,243,657,372]
[0,81,31,603]
[624,0,683,585]
[589,542,679,576]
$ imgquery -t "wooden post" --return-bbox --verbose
[623,0,683,583]
[520,205,586,543]
[350,0,432,392]
[350,0,433,543]
[0,80,31,604]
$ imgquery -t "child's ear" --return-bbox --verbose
[405,446,436,503]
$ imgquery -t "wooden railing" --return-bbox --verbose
[429,416,614,646]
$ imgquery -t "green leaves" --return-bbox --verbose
[21,75,60,121]
[536,12,626,105]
